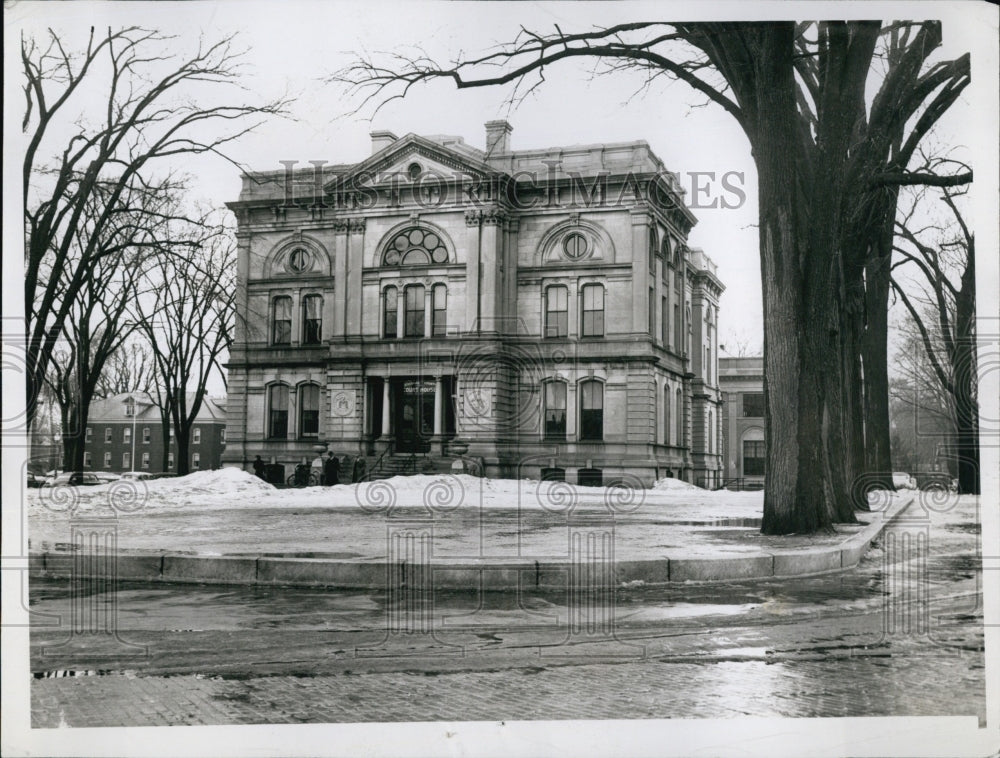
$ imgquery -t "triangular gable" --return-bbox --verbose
[324,134,503,193]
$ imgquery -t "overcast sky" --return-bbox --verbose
[7,1,990,390]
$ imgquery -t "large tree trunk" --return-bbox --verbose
[749,25,849,534]
[954,240,979,494]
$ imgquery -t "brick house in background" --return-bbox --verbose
[719,356,766,488]
[224,121,725,487]
[82,393,227,474]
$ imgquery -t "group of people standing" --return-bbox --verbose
[252,451,365,486]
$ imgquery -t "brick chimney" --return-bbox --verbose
[484,120,512,155]
[370,130,398,154]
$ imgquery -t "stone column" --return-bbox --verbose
[464,209,481,332]
[377,377,393,454]
[396,289,405,339]
[424,287,433,338]
[630,208,651,335]
[431,374,444,456]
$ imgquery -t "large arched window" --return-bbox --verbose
[299,384,320,438]
[708,408,714,454]
[302,295,322,345]
[742,428,765,477]
[272,296,292,345]
[581,284,605,337]
[545,285,568,338]
[432,284,448,336]
[404,284,425,337]
[676,388,684,447]
[544,381,567,441]
[268,384,289,439]
[383,228,449,266]
[383,286,398,338]
[648,227,658,275]
[664,385,672,445]
[580,380,604,441]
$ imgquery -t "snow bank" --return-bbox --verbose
[652,477,704,492]
[27,469,763,520]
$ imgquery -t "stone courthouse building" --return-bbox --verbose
[223,122,724,486]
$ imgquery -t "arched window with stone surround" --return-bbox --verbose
[382,227,449,266]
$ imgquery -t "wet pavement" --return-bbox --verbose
[27,495,986,726]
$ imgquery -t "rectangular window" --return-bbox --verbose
[545,286,568,338]
[104,452,112,468]
[142,452,150,469]
[302,294,322,345]
[404,285,425,337]
[432,285,447,336]
[105,428,112,444]
[192,453,201,470]
[123,427,131,444]
[581,284,604,337]
[123,452,131,469]
[85,427,92,443]
[742,393,765,418]
[544,382,567,440]
[580,381,604,441]
[299,385,320,438]
[142,427,150,444]
[269,385,289,439]
[743,440,766,476]
[193,428,201,444]
[383,287,398,338]
[168,452,175,469]
[272,296,292,345]
[83,452,92,468]
[220,428,226,443]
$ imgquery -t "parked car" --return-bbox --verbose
[42,472,103,487]
[120,471,157,481]
[94,472,121,483]
[914,469,951,491]
[892,472,916,490]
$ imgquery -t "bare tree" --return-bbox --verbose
[41,179,176,471]
[95,339,157,398]
[332,21,969,533]
[23,26,288,436]
[891,185,977,493]
[136,214,236,474]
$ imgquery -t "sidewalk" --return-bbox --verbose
[26,470,914,588]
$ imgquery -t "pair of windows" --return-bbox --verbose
[383,284,447,338]
[272,295,323,346]
[544,284,604,338]
[543,380,604,441]
[268,384,320,439]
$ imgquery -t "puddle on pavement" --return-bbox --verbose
[620,602,759,621]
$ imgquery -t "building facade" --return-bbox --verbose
[82,393,227,474]
[719,356,766,488]
[224,122,724,486]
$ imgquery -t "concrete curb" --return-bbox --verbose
[29,496,913,589]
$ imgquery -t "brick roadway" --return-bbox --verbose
[28,496,987,727]
[32,645,984,726]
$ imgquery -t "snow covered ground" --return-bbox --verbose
[27,468,768,521]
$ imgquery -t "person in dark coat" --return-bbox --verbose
[324,452,339,486]
[253,456,266,479]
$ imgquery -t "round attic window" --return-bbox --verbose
[563,232,590,260]
[407,162,422,181]
[286,247,311,273]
